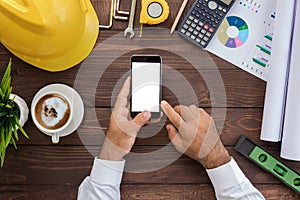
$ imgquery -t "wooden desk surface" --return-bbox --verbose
[0,0,299,199]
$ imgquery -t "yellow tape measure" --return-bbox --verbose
[140,0,170,25]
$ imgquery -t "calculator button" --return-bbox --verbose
[191,35,196,40]
[199,33,204,38]
[191,23,196,28]
[218,6,222,10]
[201,41,206,46]
[204,25,209,30]
[194,18,199,23]
[203,36,209,41]
[188,27,194,32]
[208,1,218,10]
[199,22,204,26]
[206,32,212,37]
[201,29,206,34]
[183,24,188,29]
[196,38,201,43]
[193,30,199,35]
[180,28,186,34]
[186,32,191,37]
[223,8,227,12]
[196,26,201,31]
[186,19,191,25]
[209,28,214,32]
[189,15,194,20]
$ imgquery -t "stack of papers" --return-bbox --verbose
[261,0,300,161]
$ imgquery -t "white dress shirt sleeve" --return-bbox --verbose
[206,158,265,200]
[77,157,125,200]
[78,157,265,200]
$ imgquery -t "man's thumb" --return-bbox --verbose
[132,111,151,127]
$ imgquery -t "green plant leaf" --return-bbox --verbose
[13,124,18,141]
[0,112,8,117]
[5,126,12,148]
[0,59,12,103]
[0,87,4,98]
[8,97,15,106]
[10,136,17,149]
[0,149,5,167]
[15,116,29,139]
[0,128,5,167]
[0,58,12,88]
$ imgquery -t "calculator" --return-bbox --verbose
[178,0,235,48]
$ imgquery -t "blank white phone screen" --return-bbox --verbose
[131,62,160,112]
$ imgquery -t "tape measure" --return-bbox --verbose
[140,0,170,25]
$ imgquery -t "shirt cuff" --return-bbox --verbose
[206,158,247,194]
[90,157,126,186]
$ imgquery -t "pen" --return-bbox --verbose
[256,45,271,55]
[170,0,189,34]
[253,58,267,67]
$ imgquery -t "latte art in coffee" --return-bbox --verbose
[35,94,71,130]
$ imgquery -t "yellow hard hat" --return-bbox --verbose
[0,0,99,72]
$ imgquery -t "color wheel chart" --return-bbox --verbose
[206,0,277,81]
[217,16,249,48]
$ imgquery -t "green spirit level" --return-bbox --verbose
[235,136,300,195]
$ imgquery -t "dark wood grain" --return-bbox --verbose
[0,146,299,186]
[0,184,298,200]
[17,107,268,147]
[0,0,297,199]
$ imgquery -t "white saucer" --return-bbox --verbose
[31,84,84,139]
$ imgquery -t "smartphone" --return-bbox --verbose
[130,55,162,119]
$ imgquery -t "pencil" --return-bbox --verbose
[170,0,189,34]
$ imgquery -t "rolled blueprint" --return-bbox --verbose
[260,0,295,142]
[281,0,300,161]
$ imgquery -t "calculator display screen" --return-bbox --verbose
[220,0,233,6]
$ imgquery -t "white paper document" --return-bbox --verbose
[260,0,295,142]
[281,0,300,160]
[206,0,276,81]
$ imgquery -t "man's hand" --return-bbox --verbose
[99,77,151,161]
[161,100,231,169]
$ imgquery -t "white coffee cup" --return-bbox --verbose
[31,92,73,143]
